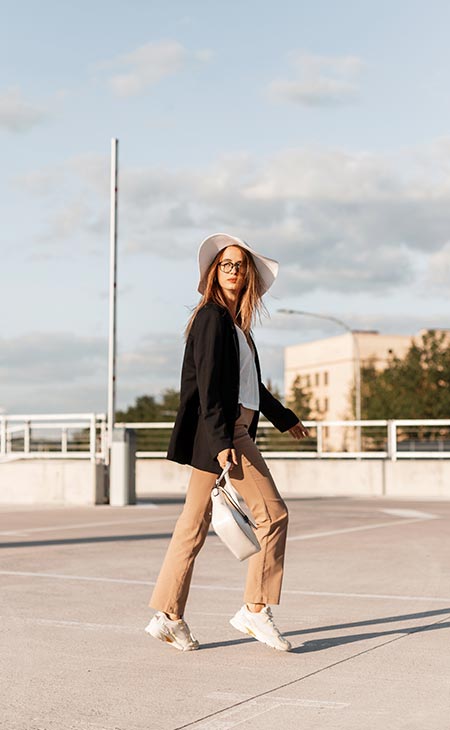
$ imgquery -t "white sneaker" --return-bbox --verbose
[145,612,199,651]
[230,605,292,651]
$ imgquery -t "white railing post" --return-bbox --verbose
[24,421,31,453]
[61,428,68,455]
[316,424,323,458]
[0,416,6,456]
[90,414,97,462]
[100,417,107,460]
[387,420,397,461]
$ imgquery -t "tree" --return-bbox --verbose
[255,375,313,453]
[347,329,450,449]
[286,375,313,420]
[116,389,180,423]
[359,330,450,419]
[116,395,159,423]
[265,377,282,402]
[116,389,180,452]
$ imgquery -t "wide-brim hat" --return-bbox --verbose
[197,233,279,295]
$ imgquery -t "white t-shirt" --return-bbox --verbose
[234,325,260,411]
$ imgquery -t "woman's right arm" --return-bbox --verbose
[192,307,234,463]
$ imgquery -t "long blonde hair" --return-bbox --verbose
[184,245,268,340]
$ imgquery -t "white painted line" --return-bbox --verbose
[281,589,450,602]
[193,693,349,728]
[195,704,279,729]
[381,508,438,519]
[0,514,179,536]
[287,516,437,542]
[0,570,153,585]
[2,570,450,603]
[3,616,142,633]
[208,691,349,708]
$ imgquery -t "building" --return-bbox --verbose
[284,328,448,423]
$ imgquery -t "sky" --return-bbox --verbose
[1,0,450,415]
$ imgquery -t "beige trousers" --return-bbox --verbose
[149,405,289,616]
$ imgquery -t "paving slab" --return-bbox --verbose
[1,496,450,729]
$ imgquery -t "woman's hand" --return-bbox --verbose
[217,447,238,470]
[289,421,310,439]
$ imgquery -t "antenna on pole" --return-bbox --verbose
[107,138,118,465]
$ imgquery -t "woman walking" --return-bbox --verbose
[145,233,309,652]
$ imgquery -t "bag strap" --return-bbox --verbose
[214,461,257,529]
[215,460,233,487]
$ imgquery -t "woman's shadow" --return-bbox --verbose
[200,606,450,652]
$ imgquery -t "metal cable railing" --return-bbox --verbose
[1,415,449,461]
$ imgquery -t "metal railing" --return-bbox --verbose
[117,418,450,461]
[0,413,108,462]
[1,415,449,461]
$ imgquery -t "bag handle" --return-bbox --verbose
[214,461,258,529]
[215,460,233,487]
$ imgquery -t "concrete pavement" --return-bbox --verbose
[1,494,450,729]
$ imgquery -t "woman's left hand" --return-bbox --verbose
[289,421,310,439]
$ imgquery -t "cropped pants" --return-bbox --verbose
[149,405,289,616]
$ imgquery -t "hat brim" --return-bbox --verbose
[197,233,279,295]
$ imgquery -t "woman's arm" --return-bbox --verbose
[260,382,309,438]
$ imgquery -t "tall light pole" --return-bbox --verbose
[107,138,118,465]
[278,308,362,452]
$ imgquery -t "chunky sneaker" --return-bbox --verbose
[145,612,199,651]
[230,605,292,651]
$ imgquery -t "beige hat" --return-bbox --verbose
[197,233,279,295]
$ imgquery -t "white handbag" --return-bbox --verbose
[211,461,261,561]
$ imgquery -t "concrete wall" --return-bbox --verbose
[0,460,107,505]
[137,458,450,500]
[1,457,449,505]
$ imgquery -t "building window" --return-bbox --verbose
[324,371,329,386]
[305,374,311,387]
[324,397,329,411]
[315,373,320,386]
[315,399,320,411]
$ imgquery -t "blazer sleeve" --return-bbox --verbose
[250,333,300,433]
[192,307,234,460]
[259,382,299,433]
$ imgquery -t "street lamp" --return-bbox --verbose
[107,138,119,466]
[278,308,362,452]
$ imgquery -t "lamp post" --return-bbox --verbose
[278,308,362,452]
[107,138,119,466]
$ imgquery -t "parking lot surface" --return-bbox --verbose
[1,494,450,729]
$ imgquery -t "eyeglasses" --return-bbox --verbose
[218,260,245,274]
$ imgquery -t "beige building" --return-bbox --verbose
[285,328,446,423]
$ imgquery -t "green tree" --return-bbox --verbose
[286,374,313,420]
[347,329,450,449]
[116,389,180,452]
[265,377,282,402]
[116,395,159,423]
[257,375,313,453]
[116,389,180,422]
[360,330,450,419]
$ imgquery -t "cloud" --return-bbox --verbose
[15,141,450,296]
[0,330,183,414]
[267,52,363,106]
[426,240,450,290]
[2,309,447,413]
[0,87,47,133]
[98,40,211,96]
[265,310,449,338]
[0,332,106,385]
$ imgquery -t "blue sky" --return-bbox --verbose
[1,0,450,414]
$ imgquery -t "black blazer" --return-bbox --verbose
[167,301,299,475]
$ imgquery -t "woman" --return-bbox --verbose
[145,233,309,652]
